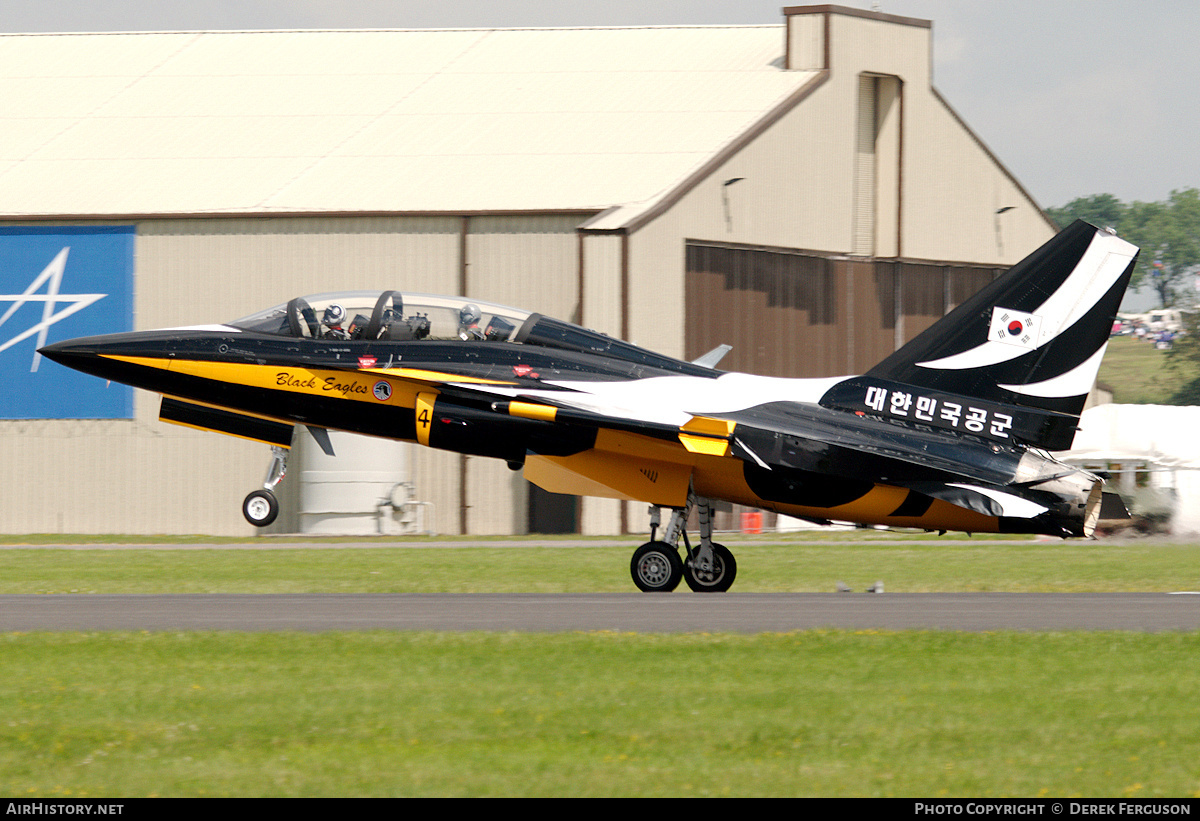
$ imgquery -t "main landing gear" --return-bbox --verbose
[242,445,287,527]
[630,493,738,593]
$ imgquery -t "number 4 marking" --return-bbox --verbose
[415,392,437,447]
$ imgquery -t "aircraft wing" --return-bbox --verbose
[705,400,1016,487]
[437,368,1001,479]
[430,372,1042,512]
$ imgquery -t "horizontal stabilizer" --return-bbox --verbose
[692,344,732,369]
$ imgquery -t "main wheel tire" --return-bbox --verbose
[630,541,683,592]
[242,489,279,527]
[683,543,737,592]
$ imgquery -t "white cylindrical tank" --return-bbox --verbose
[297,427,409,535]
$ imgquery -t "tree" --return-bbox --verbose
[1117,189,1200,307]
[1046,189,1200,306]
[1165,306,1200,404]
[1046,193,1126,230]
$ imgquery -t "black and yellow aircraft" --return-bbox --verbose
[41,220,1136,592]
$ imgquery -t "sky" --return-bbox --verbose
[0,0,1196,211]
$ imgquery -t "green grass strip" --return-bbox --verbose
[1,630,1198,797]
[2,542,1199,593]
[1097,335,1198,404]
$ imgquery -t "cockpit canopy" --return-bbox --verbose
[229,291,530,343]
[227,290,712,376]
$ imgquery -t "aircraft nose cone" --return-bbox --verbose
[37,335,139,382]
[37,339,93,369]
[38,340,113,381]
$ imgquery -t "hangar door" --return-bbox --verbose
[684,241,1001,379]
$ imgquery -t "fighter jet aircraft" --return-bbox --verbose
[40,220,1137,592]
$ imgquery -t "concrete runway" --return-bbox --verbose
[3,592,1199,632]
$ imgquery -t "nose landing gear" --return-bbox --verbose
[242,445,288,527]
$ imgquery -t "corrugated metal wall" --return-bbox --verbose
[577,232,625,535]
[0,417,252,535]
[463,215,580,535]
[685,243,839,377]
[852,74,878,257]
[786,11,826,71]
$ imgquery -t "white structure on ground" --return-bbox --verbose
[1059,404,1200,536]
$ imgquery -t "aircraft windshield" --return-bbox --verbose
[229,291,531,343]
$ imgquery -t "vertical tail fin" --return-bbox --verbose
[822,221,1138,450]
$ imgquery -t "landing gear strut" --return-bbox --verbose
[629,492,738,593]
[242,445,287,527]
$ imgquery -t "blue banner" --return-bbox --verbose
[1,226,135,419]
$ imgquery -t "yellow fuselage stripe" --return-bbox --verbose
[103,355,431,408]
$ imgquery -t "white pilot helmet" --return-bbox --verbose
[323,303,346,326]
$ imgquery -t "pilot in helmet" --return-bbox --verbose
[458,303,483,340]
[322,303,349,339]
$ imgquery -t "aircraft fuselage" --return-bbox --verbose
[42,323,1092,538]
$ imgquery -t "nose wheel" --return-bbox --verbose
[243,445,288,528]
[242,489,279,527]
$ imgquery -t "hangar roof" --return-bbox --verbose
[0,26,817,219]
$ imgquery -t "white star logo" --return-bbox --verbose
[0,247,106,372]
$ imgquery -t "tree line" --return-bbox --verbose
[1047,189,1200,309]
[1050,191,1200,404]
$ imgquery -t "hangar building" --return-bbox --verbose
[0,6,1055,536]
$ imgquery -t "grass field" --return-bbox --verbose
[3,630,1199,797]
[3,537,1199,797]
[1097,335,1197,403]
[2,538,1200,593]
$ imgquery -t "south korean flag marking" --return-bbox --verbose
[990,307,1042,350]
